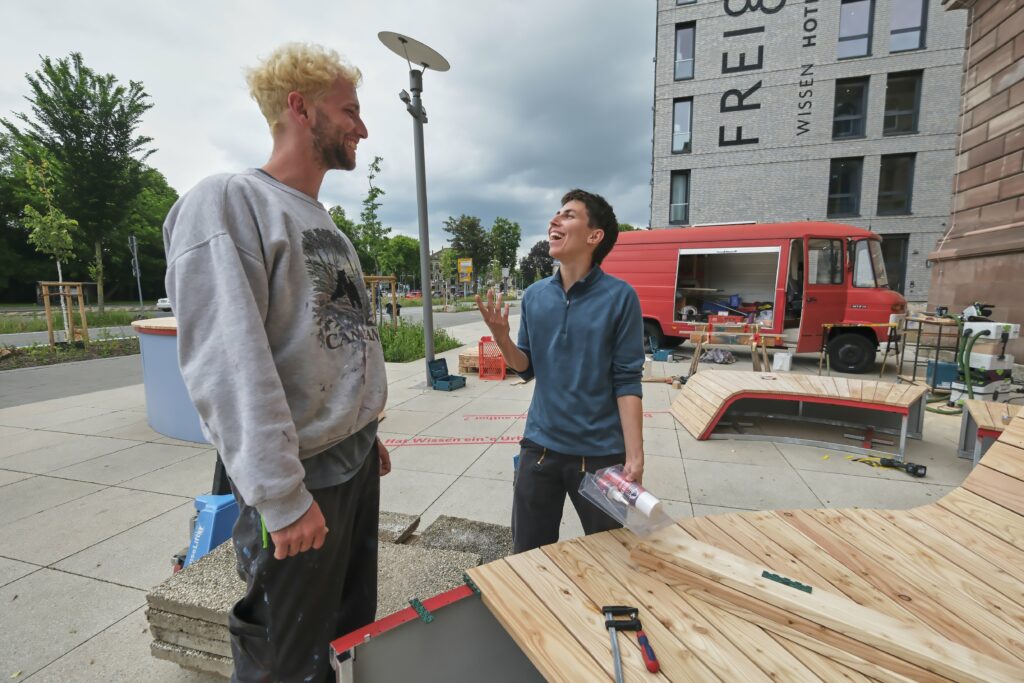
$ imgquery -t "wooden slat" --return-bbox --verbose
[907,504,1024,583]
[962,464,1024,516]
[979,442,1024,482]
[588,531,787,682]
[777,509,1007,649]
[933,487,1024,552]
[632,526,1021,683]
[768,633,879,683]
[1000,417,1024,449]
[466,559,610,682]
[817,510,1024,666]
[832,377,852,399]
[741,511,927,625]
[543,539,722,682]
[872,508,1024,609]
[503,549,669,682]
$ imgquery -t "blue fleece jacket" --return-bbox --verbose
[516,266,645,455]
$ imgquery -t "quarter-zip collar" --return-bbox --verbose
[550,265,604,298]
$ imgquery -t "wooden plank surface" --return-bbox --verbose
[466,559,610,682]
[962,464,1024,516]
[907,504,1024,584]
[632,527,1021,683]
[979,442,1024,482]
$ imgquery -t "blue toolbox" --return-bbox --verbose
[429,358,466,391]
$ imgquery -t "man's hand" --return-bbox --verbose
[269,501,328,560]
[623,455,644,485]
[377,438,391,476]
[475,288,511,340]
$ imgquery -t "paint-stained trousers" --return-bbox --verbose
[512,443,625,554]
[228,449,379,683]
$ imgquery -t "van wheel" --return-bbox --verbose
[643,321,664,352]
[827,333,875,374]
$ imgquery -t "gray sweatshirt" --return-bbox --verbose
[163,169,387,531]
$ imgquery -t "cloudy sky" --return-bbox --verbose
[0,1,655,257]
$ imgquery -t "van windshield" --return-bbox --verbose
[851,240,889,288]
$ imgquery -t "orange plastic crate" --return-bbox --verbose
[478,336,506,380]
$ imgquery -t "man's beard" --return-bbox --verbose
[312,115,355,171]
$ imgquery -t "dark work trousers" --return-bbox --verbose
[228,449,380,683]
[512,444,625,554]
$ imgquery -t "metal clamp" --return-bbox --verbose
[408,597,434,623]
[761,570,813,594]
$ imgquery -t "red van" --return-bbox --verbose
[601,222,907,374]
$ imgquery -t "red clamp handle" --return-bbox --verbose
[637,630,659,673]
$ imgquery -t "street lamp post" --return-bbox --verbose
[378,32,450,386]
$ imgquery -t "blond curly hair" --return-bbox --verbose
[246,42,362,132]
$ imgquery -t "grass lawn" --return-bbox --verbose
[0,310,155,335]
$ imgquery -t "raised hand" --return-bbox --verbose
[475,288,511,340]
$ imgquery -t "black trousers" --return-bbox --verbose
[512,444,625,554]
[228,450,379,683]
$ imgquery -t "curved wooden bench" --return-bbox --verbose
[466,411,1024,682]
[671,370,929,459]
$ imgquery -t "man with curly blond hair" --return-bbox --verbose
[163,42,388,682]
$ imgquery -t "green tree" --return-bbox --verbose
[329,204,371,269]
[519,239,553,284]
[618,223,638,232]
[21,158,78,338]
[439,247,459,285]
[490,216,521,275]
[358,156,390,273]
[0,133,52,300]
[443,214,490,289]
[2,52,154,312]
[378,235,420,285]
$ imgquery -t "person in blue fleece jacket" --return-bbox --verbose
[476,189,646,553]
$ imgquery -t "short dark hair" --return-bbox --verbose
[560,189,619,265]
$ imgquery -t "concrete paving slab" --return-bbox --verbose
[677,434,791,467]
[683,459,821,510]
[413,515,513,566]
[154,435,211,449]
[374,408,445,434]
[0,486,186,565]
[419,412,520,437]
[380,386,425,409]
[642,411,678,430]
[378,511,420,543]
[660,498,695,520]
[30,607,224,683]
[380,468,456,516]
[0,568,144,679]
[0,557,37,589]
[776,441,973,487]
[389,441,488,476]
[153,622,232,659]
[0,404,115,430]
[462,443,519,482]
[0,425,27,438]
[49,441,205,485]
[644,454,690,502]
[391,392,474,414]
[151,640,233,679]
[52,409,155,437]
[120,450,217,497]
[469,380,535,401]
[54,501,195,590]
[692,503,757,517]
[147,542,241,625]
[644,426,682,458]
[148,608,230,653]
[376,542,481,618]
[0,468,32,487]
[0,434,143,474]
[798,470,956,509]
[0,475,105,523]
[96,415,163,442]
[420,475,512,528]
[0,428,88,459]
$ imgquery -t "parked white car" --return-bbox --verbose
[156,297,172,312]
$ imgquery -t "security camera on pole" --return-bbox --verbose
[378,31,450,385]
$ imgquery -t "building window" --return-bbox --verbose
[827,158,863,217]
[675,23,695,80]
[672,99,692,153]
[838,0,874,59]
[890,0,926,52]
[832,77,869,139]
[884,71,921,135]
[670,171,690,225]
[877,153,915,215]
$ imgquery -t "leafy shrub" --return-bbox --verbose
[378,320,461,363]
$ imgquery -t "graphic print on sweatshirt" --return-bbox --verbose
[302,227,381,349]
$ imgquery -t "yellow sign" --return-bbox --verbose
[458,258,473,283]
